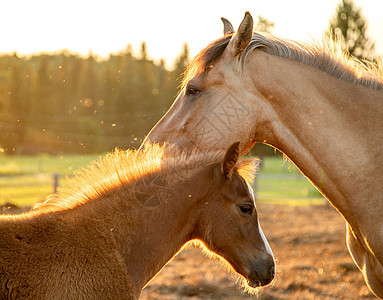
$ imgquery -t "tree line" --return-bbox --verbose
[0,43,189,154]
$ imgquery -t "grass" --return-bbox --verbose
[0,153,100,207]
[257,156,301,174]
[0,153,326,208]
[254,156,325,206]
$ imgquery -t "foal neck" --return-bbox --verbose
[95,170,212,291]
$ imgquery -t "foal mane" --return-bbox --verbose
[34,144,257,212]
[183,32,383,90]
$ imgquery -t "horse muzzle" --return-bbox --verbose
[246,254,275,287]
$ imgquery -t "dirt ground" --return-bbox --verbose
[1,203,375,299]
[141,204,376,300]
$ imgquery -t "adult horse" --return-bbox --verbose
[0,143,274,299]
[143,12,383,298]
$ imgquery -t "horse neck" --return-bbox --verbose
[82,172,211,290]
[245,51,383,233]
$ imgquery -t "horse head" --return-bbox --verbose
[142,12,258,156]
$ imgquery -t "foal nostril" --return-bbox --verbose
[267,258,276,283]
[253,256,275,286]
[268,261,276,278]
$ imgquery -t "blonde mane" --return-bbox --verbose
[182,33,383,91]
[245,33,383,90]
[34,144,258,212]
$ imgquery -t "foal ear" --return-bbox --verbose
[221,142,240,178]
[221,17,234,36]
[226,12,253,57]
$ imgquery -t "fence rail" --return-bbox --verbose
[0,172,326,208]
[0,173,63,207]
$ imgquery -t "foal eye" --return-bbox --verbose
[238,204,253,215]
[186,86,200,96]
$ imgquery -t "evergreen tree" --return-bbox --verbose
[0,44,187,153]
[0,55,30,154]
[79,53,100,109]
[154,58,173,114]
[103,48,137,148]
[172,43,190,93]
[135,42,156,135]
[327,0,376,60]
[30,54,55,129]
[255,15,275,34]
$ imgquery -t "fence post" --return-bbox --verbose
[53,173,59,194]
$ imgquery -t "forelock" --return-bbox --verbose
[181,35,232,89]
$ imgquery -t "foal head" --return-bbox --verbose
[196,142,275,289]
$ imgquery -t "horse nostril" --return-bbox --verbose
[181,122,189,131]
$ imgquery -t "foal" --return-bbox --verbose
[0,143,274,299]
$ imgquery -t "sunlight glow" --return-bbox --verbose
[1,0,381,68]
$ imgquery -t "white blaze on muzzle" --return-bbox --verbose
[246,182,274,259]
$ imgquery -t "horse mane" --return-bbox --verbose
[33,144,258,213]
[182,32,383,91]
[182,35,232,89]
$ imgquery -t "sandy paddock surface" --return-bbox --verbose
[1,203,375,299]
[141,204,376,300]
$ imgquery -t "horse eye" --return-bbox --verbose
[186,86,200,96]
[238,204,253,215]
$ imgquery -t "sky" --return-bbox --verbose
[1,0,383,68]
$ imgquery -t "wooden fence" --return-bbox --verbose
[0,172,326,208]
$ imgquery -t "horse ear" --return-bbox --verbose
[226,12,253,57]
[221,17,234,36]
[221,142,240,178]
